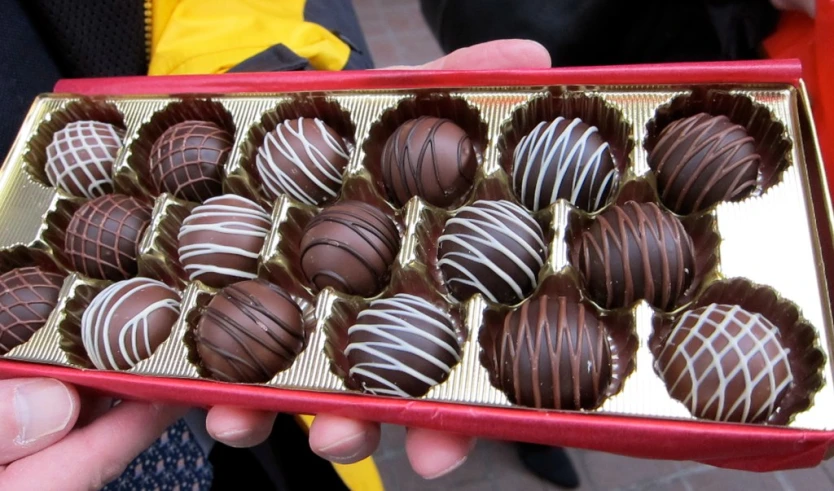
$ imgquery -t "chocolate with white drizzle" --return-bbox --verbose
[256,117,350,205]
[656,303,793,423]
[45,120,124,199]
[82,278,180,370]
[512,117,617,212]
[346,293,461,398]
[178,194,271,288]
[438,200,546,305]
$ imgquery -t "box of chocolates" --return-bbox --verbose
[1,59,833,471]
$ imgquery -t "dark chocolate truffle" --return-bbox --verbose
[656,303,792,423]
[65,194,152,281]
[489,294,612,409]
[300,200,400,297]
[81,277,180,370]
[196,279,305,383]
[381,116,477,208]
[178,194,271,288]
[512,117,617,212]
[649,113,760,215]
[573,201,694,311]
[0,267,64,354]
[150,120,233,202]
[438,200,546,304]
[45,120,125,198]
[346,293,461,397]
[256,117,350,205]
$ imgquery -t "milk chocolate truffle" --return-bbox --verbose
[45,120,125,198]
[438,200,546,304]
[178,194,271,288]
[346,293,461,397]
[649,113,760,215]
[512,117,617,212]
[656,304,793,423]
[489,294,612,409]
[256,117,350,205]
[65,194,152,281]
[0,267,64,354]
[381,116,477,208]
[196,279,305,383]
[574,201,694,311]
[81,277,180,370]
[150,121,233,202]
[300,200,400,297]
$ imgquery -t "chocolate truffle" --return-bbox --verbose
[65,194,152,281]
[656,303,793,423]
[573,201,694,311]
[0,267,64,354]
[300,200,399,297]
[489,294,612,409]
[81,277,180,370]
[649,113,760,215]
[256,117,350,205]
[178,194,271,288]
[196,279,305,383]
[512,117,617,212]
[346,293,461,397]
[150,120,233,202]
[438,200,546,304]
[45,120,125,198]
[381,116,477,208]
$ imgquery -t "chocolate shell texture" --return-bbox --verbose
[81,278,180,370]
[438,200,546,304]
[381,116,477,208]
[45,120,124,198]
[65,194,152,281]
[346,293,461,397]
[512,117,617,212]
[0,267,64,354]
[649,113,760,215]
[150,120,233,202]
[491,294,612,409]
[656,304,793,423]
[196,279,305,383]
[178,194,271,288]
[300,200,400,297]
[256,117,350,205]
[574,201,694,311]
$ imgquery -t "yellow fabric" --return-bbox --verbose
[148,0,351,75]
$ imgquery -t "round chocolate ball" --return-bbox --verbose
[0,267,65,355]
[256,117,350,206]
[300,200,400,297]
[381,116,477,208]
[488,294,612,409]
[573,201,695,311]
[150,120,233,202]
[45,120,125,198]
[649,113,760,215]
[438,200,547,304]
[65,194,152,281]
[656,303,793,423]
[196,279,305,383]
[512,117,617,212]
[346,293,461,397]
[178,194,271,288]
[81,277,180,370]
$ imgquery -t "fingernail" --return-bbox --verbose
[13,379,75,444]
[425,453,469,480]
[315,431,366,461]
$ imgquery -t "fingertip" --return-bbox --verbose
[405,429,475,480]
[309,415,380,464]
[206,406,276,448]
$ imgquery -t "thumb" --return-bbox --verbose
[386,39,552,70]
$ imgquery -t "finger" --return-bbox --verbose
[405,428,475,480]
[206,406,276,448]
[308,414,380,464]
[386,39,552,70]
[0,378,80,465]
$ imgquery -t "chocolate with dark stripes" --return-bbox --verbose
[195,279,305,383]
[0,267,65,354]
